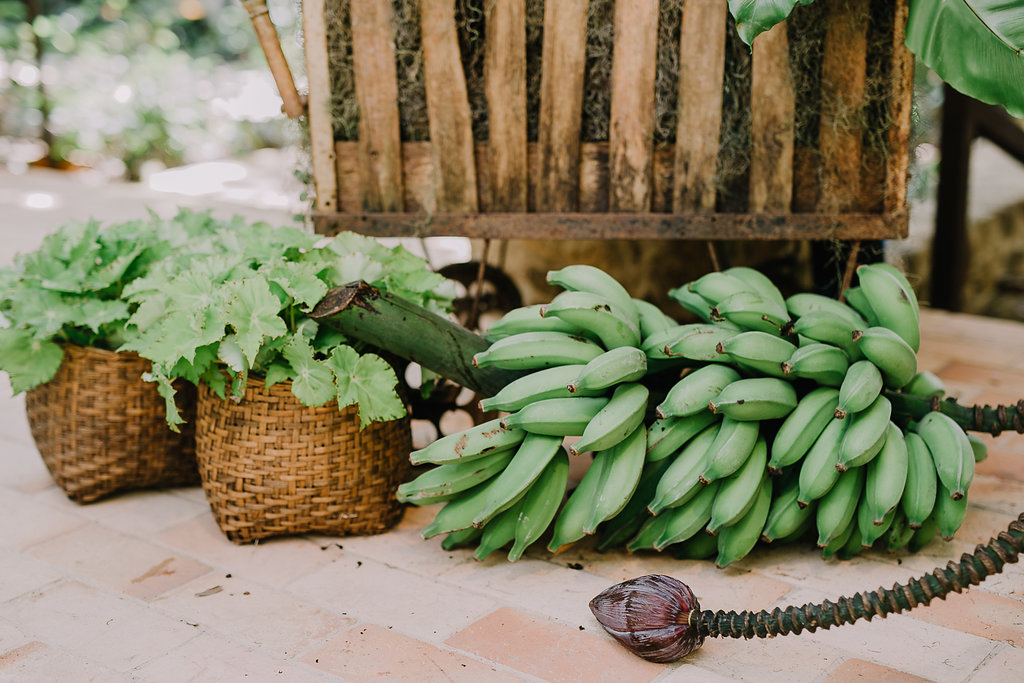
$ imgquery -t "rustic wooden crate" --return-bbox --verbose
[297,0,913,241]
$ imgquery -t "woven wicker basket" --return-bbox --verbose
[194,376,410,543]
[25,344,199,503]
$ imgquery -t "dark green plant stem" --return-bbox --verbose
[690,512,1024,639]
[885,391,1024,435]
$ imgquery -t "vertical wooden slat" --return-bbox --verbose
[817,0,869,214]
[302,0,338,212]
[484,0,528,212]
[419,0,478,212]
[350,0,403,212]
[673,0,728,213]
[536,0,589,212]
[608,0,659,212]
[749,22,795,213]
[884,0,914,214]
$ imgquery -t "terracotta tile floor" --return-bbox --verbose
[2,308,1023,682]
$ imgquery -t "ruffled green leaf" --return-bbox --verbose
[328,345,406,428]
[281,336,336,407]
[907,0,1024,118]
[728,0,802,46]
[261,261,328,310]
[142,370,185,431]
[223,278,288,367]
[0,328,64,394]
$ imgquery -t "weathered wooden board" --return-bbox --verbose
[608,0,659,212]
[419,0,478,212]
[302,0,338,212]
[484,0,528,212]
[350,0,403,211]
[535,0,589,212]
[673,0,728,213]
[884,0,915,214]
[749,21,795,214]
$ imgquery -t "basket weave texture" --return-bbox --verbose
[25,344,199,503]
[195,377,410,543]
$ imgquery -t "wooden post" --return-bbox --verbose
[608,0,659,212]
[484,0,528,212]
[883,0,914,214]
[673,0,728,213]
[536,0,589,212]
[749,22,795,213]
[302,0,339,212]
[351,0,404,212]
[419,0,479,213]
[241,0,305,119]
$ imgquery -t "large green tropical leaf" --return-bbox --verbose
[727,0,803,46]
[907,0,1024,118]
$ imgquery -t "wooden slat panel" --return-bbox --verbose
[884,0,914,213]
[302,0,338,212]
[608,0,659,212]
[535,0,589,212]
[484,0,528,212]
[418,0,478,212]
[817,0,869,213]
[350,0,403,211]
[673,0,728,213]
[749,22,795,214]
[313,210,909,241]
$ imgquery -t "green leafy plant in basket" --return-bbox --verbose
[122,230,457,429]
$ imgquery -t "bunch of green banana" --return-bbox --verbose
[400,262,980,566]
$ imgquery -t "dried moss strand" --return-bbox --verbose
[695,513,1024,640]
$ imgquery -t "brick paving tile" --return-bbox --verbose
[446,606,663,683]
[5,581,197,672]
[680,632,845,683]
[906,587,1024,647]
[29,524,212,601]
[0,639,128,682]
[64,488,207,539]
[975,436,1024,484]
[150,574,355,658]
[0,546,63,602]
[938,362,1024,389]
[0,488,87,551]
[967,644,1024,681]
[302,623,527,682]
[824,657,934,682]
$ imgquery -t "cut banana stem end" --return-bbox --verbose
[592,512,1024,663]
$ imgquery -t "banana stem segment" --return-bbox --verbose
[886,391,1024,436]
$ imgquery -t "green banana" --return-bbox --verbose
[479,364,599,413]
[836,395,892,471]
[541,290,641,350]
[396,447,515,503]
[633,297,676,341]
[670,527,719,559]
[472,433,565,528]
[567,346,647,393]
[699,416,760,483]
[908,514,939,552]
[904,370,946,399]
[500,396,610,437]
[656,364,741,419]
[409,417,526,466]
[843,286,879,326]
[797,415,848,506]
[547,462,605,553]
[715,475,772,568]
[627,510,673,552]
[862,421,908,524]
[781,342,849,387]
[816,465,865,548]
[724,266,788,314]
[508,449,570,561]
[689,271,756,305]
[595,457,673,551]
[968,433,988,463]
[441,525,482,550]
[791,310,863,360]
[474,498,523,561]
[649,322,738,362]
[785,292,867,328]
[858,500,895,548]
[570,382,649,455]
[901,430,938,528]
[707,437,769,533]
[582,424,648,533]
[485,304,586,341]
[761,475,815,543]
[709,377,798,421]
[473,330,605,370]
[547,264,640,332]
[654,480,721,550]
[645,412,718,462]
[668,285,716,323]
[820,514,857,560]
[852,326,917,388]
[856,264,920,352]
[873,262,920,314]
[712,290,790,335]
[934,483,968,540]
[835,359,884,418]
[648,421,721,514]
[421,480,495,539]
[717,330,797,377]
[768,386,840,472]
[913,411,975,500]
[835,517,864,560]
[885,507,916,552]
